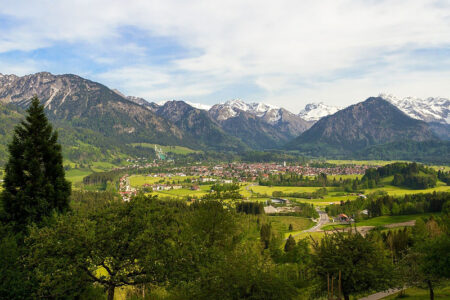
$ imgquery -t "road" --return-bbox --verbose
[359,288,404,300]
[303,209,329,233]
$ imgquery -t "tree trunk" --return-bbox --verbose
[428,280,434,300]
[107,285,115,300]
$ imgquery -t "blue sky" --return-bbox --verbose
[1,0,450,112]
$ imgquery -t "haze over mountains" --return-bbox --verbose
[0,72,449,164]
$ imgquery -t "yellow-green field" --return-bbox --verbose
[129,175,201,187]
[326,159,409,166]
[268,216,314,238]
[130,143,201,155]
[66,169,93,185]
[148,185,211,199]
[322,213,438,230]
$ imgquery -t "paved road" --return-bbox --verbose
[303,209,329,233]
[359,288,404,300]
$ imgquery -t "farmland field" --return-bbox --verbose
[130,143,201,155]
[129,175,201,187]
[268,216,315,238]
[321,213,439,230]
[66,169,93,185]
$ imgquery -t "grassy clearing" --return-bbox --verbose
[326,159,409,166]
[293,231,326,243]
[130,143,201,155]
[251,185,327,195]
[321,213,438,230]
[365,182,449,196]
[129,175,201,187]
[383,284,450,299]
[66,169,93,185]
[268,216,314,238]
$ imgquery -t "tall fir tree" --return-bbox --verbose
[0,96,71,232]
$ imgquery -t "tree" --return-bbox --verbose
[401,216,450,300]
[312,229,393,300]
[284,235,296,252]
[26,195,184,300]
[1,96,71,232]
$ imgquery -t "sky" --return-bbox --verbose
[1,0,450,112]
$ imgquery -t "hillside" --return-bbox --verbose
[155,101,248,152]
[0,72,195,148]
[209,100,311,149]
[286,97,442,158]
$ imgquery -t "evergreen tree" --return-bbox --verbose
[284,235,296,252]
[0,96,71,232]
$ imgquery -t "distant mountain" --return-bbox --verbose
[286,97,438,155]
[0,72,210,151]
[298,102,341,122]
[157,100,211,111]
[155,100,247,152]
[209,99,311,149]
[380,93,449,124]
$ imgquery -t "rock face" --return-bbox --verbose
[0,72,194,146]
[209,99,311,149]
[155,100,247,151]
[287,97,437,152]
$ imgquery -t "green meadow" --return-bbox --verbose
[268,216,315,238]
[130,143,201,155]
[321,213,439,230]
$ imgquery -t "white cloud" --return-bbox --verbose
[1,0,450,110]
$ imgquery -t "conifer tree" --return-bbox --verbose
[284,234,296,252]
[0,96,71,232]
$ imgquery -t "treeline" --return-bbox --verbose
[82,169,124,187]
[202,183,243,200]
[326,191,449,218]
[367,192,449,217]
[437,170,450,185]
[272,187,328,199]
[362,162,437,189]
[259,172,330,187]
[325,197,368,219]
[236,201,265,215]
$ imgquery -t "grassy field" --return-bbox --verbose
[268,216,314,238]
[326,159,409,166]
[130,143,201,155]
[66,169,93,185]
[383,284,450,299]
[129,175,201,187]
[149,185,211,199]
[321,213,438,230]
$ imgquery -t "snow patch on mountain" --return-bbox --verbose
[212,99,281,122]
[380,93,450,124]
[157,100,211,111]
[298,102,341,122]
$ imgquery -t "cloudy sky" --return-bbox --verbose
[1,0,449,111]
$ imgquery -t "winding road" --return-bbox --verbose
[303,209,329,232]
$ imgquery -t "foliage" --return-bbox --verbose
[236,201,265,215]
[367,192,449,217]
[0,97,71,232]
[312,229,394,300]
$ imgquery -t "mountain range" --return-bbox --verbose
[0,71,448,164]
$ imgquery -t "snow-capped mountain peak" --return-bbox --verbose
[379,93,449,124]
[156,100,211,111]
[298,102,341,122]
